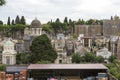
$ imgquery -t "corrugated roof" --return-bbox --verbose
[27,64,108,70]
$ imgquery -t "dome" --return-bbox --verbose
[31,18,42,28]
[5,40,14,46]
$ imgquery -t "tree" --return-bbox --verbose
[64,17,68,24]
[30,34,57,63]
[69,19,72,26]
[7,16,10,25]
[10,24,26,31]
[0,64,6,71]
[0,20,3,25]
[20,16,26,25]
[86,19,95,25]
[76,19,85,25]
[108,55,117,63]
[51,19,63,34]
[72,54,84,63]
[11,19,15,25]
[111,16,113,20]
[55,18,60,22]
[96,55,104,63]
[16,53,29,64]
[105,60,120,79]
[42,24,52,33]
[0,0,6,6]
[15,15,20,24]
[84,52,96,63]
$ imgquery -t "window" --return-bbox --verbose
[59,60,62,63]
[6,56,10,65]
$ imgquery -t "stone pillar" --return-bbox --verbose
[88,39,91,47]
[82,39,84,46]
[112,43,115,55]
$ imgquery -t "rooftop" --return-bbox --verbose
[6,65,28,73]
[28,64,108,70]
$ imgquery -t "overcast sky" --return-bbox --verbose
[0,0,120,24]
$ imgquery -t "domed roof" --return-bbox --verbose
[31,18,42,28]
[4,40,14,46]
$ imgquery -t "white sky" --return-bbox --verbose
[0,0,120,24]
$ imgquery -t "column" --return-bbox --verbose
[88,39,91,47]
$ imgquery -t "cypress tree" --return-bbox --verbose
[11,19,15,25]
[64,17,68,24]
[15,15,20,24]
[20,16,26,25]
[55,18,60,22]
[7,16,11,25]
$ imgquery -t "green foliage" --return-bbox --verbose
[64,17,68,24]
[20,16,26,25]
[72,54,80,63]
[72,54,84,63]
[85,19,103,25]
[37,60,52,64]
[11,19,15,25]
[16,53,30,64]
[108,55,117,63]
[72,52,104,63]
[0,20,3,25]
[96,55,104,63]
[15,15,20,24]
[56,18,60,22]
[75,19,85,25]
[86,19,95,25]
[50,21,64,34]
[0,64,6,71]
[7,16,11,25]
[73,34,78,39]
[0,0,6,6]
[10,24,26,31]
[42,24,52,33]
[30,34,57,63]
[114,15,119,20]
[84,52,96,63]
[106,60,120,79]
[0,24,9,31]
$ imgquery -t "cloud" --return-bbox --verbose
[0,0,120,24]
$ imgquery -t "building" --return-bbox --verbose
[75,45,90,56]
[109,36,118,55]
[24,18,42,36]
[2,38,17,65]
[54,34,66,64]
[103,16,120,37]
[74,25,102,37]
[27,64,108,80]
[24,18,42,52]
[96,47,112,59]
[117,37,120,60]
[15,40,24,53]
